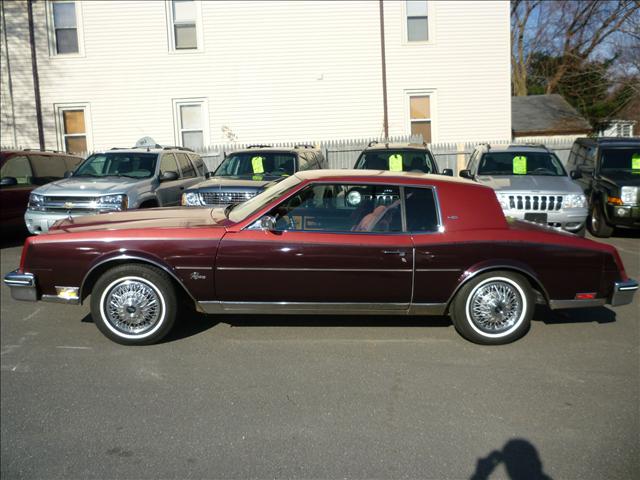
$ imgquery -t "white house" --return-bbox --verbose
[1,0,511,153]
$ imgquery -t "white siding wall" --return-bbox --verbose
[1,0,511,151]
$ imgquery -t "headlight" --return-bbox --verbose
[621,186,638,205]
[98,194,127,211]
[563,194,586,209]
[495,193,510,210]
[28,193,45,211]
[182,191,203,206]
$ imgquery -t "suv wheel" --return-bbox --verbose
[588,201,614,238]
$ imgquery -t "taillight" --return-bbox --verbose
[611,248,628,281]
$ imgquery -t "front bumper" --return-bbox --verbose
[605,204,640,229]
[610,279,639,307]
[503,208,588,233]
[4,270,37,301]
[24,210,93,234]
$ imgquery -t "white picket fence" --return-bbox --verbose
[2,135,578,174]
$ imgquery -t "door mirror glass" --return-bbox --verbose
[459,169,473,179]
[441,168,454,177]
[570,170,582,180]
[0,176,18,186]
[159,170,179,182]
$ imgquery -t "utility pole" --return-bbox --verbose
[27,0,45,150]
[379,0,389,140]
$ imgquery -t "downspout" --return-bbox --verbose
[27,0,45,150]
[1,0,17,146]
[379,0,389,140]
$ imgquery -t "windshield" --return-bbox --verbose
[74,152,157,178]
[228,175,302,223]
[477,151,566,176]
[354,150,437,173]
[601,148,640,177]
[214,152,297,178]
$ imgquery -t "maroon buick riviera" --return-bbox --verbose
[4,170,638,345]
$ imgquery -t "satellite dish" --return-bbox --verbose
[135,136,159,148]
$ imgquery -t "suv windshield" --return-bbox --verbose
[228,175,302,223]
[477,151,566,176]
[214,152,296,178]
[74,152,157,178]
[601,148,640,178]
[354,150,436,173]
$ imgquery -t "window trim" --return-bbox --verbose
[46,0,85,57]
[405,89,436,144]
[54,103,93,154]
[172,98,210,151]
[402,1,434,45]
[165,0,204,53]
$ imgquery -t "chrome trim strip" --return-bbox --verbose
[42,294,80,305]
[549,298,606,310]
[407,303,447,315]
[3,271,35,287]
[216,267,412,273]
[198,301,411,315]
[174,266,213,270]
[415,268,461,272]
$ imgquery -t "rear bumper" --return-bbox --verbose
[610,279,639,307]
[3,270,37,301]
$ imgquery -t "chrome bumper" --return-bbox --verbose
[610,279,639,307]
[3,270,38,301]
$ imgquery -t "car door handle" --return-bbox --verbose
[383,250,406,256]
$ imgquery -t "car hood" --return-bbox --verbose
[33,176,143,196]
[600,171,640,187]
[189,175,281,192]
[48,207,231,234]
[475,175,582,194]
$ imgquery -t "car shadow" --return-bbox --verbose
[534,305,616,324]
[612,228,640,239]
[470,438,552,480]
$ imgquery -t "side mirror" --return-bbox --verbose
[441,168,454,177]
[259,215,277,231]
[459,169,474,179]
[0,176,18,186]
[206,171,215,179]
[63,170,73,178]
[159,170,179,182]
[570,170,582,180]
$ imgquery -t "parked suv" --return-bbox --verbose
[460,144,587,235]
[353,141,452,175]
[1,149,83,232]
[25,146,207,234]
[181,145,326,207]
[567,137,640,237]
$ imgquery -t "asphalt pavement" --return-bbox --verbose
[1,230,638,479]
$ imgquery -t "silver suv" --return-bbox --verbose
[460,144,588,235]
[25,146,207,234]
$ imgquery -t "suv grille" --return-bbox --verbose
[507,195,563,211]
[200,191,257,205]
[42,196,99,212]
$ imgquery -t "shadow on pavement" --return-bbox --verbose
[534,305,616,325]
[471,438,552,480]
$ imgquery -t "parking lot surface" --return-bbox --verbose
[1,231,638,479]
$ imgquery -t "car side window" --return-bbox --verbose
[175,153,196,178]
[266,183,403,233]
[159,153,179,176]
[297,153,309,171]
[189,153,206,176]
[28,154,68,184]
[405,187,439,232]
[0,155,33,185]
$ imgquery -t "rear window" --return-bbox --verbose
[405,187,439,232]
[354,150,436,173]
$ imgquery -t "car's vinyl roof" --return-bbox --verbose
[293,169,477,186]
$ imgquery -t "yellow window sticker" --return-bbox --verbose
[513,155,527,175]
[632,153,640,170]
[389,154,403,172]
[251,156,264,174]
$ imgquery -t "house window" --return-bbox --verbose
[50,1,80,54]
[409,95,432,143]
[406,1,428,42]
[168,0,201,51]
[174,100,208,150]
[56,105,90,154]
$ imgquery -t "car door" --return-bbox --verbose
[155,153,183,206]
[0,154,35,227]
[215,182,413,310]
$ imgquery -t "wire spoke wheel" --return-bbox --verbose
[468,280,523,334]
[103,277,163,336]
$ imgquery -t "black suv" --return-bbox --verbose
[567,137,640,237]
[354,141,452,175]
[182,145,327,207]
